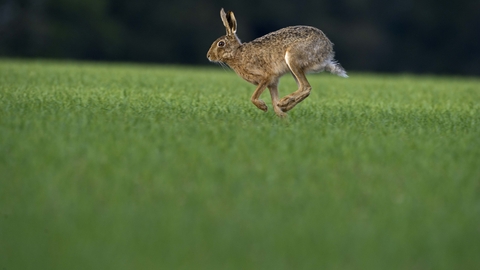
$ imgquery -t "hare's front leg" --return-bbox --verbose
[250,82,268,112]
[278,52,312,112]
[268,81,286,117]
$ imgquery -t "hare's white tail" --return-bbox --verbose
[325,60,348,78]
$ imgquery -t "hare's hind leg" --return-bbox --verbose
[278,52,312,112]
[268,80,286,117]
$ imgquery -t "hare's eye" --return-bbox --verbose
[218,41,225,47]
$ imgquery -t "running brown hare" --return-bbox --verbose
[207,8,348,117]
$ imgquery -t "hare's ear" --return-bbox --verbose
[220,8,230,34]
[227,11,237,34]
[220,8,237,36]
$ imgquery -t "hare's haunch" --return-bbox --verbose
[207,8,347,117]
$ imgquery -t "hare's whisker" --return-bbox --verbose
[218,62,230,72]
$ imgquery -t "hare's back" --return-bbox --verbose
[251,26,332,49]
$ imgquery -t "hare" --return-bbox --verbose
[207,8,348,117]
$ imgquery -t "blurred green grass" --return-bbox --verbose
[1,59,479,269]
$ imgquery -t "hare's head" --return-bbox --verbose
[207,8,242,63]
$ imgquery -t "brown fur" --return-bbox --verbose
[207,8,347,117]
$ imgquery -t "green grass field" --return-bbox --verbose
[1,59,479,269]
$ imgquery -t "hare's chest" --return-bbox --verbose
[235,68,265,85]
[229,53,288,85]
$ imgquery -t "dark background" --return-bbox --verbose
[1,0,479,75]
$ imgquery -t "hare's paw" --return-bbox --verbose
[278,95,296,112]
[274,109,287,118]
[279,90,311,112]
[252,99,268,112]
[272,102,287,117]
